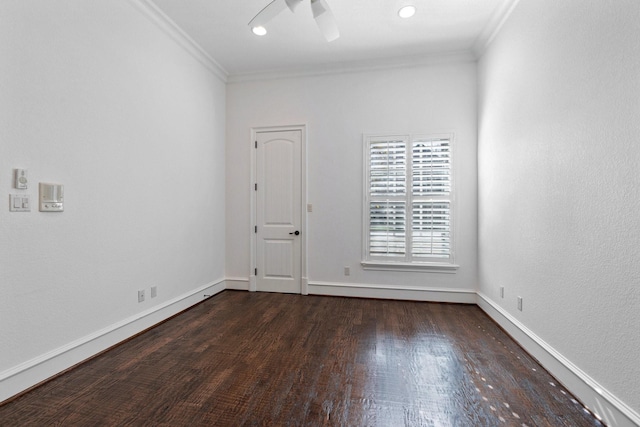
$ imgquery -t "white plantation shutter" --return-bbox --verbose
[369,139,406,196]
[365,134,453,265]
[412,138,451,195]
[411,201,450,258]
[410,137,451,259]
[368,138,408,256]
[369,201,405,256]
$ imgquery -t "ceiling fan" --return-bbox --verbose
[248,0,340,42]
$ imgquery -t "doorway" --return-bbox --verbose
[251,126,306,294]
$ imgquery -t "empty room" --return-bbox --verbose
[1,0,638,425]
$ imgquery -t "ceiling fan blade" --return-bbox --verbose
[248,0,288,28]
[285,0,303,13]
[310,0,340,42]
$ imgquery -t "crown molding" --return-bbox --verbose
[472,0,522,58]
[127,0,228,82]
[125,0,517,84]
[227,50,476,84]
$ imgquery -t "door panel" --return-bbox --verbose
[256,130,302,293]
[263,239,294,278]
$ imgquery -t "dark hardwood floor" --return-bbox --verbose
[0,291,604,426]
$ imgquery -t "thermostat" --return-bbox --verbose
[14,169,28,189]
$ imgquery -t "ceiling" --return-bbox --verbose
[148,0,515,80]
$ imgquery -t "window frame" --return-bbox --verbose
[361,133,459,273]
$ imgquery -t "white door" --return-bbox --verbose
[255,129,302,293]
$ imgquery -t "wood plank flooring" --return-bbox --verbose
[0,291,604,426]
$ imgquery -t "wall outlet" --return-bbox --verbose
[151,286,157,298]
[500,287,504,298]
[344,266,350,276]
[138,290,145,303]
[517,296,523,311]
[307,204,313,212]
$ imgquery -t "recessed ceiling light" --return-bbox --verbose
[251,26,267,36]
[398,5,416,19]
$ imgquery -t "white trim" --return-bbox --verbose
[361,261,459,273]
[126,0,228,82]
[224,278,250,291]
[477,292,640,427]
[227,51,475,84]
[250,124,308,295]
[308,281,476,304]
[471,0,522,58]
[0,279,226,404]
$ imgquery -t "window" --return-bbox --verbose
[363,134,457,272]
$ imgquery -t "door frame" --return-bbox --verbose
[249,124,308,294]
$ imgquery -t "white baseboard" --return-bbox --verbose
[0,279,226,404]
[308,281,476,304]
[477,292,640,427]
[224,278,250,291]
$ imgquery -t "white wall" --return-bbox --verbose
[226,60,478,297]
[478,0,640,421]
[0,0,226,400]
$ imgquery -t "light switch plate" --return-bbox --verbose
[9,194,31,212]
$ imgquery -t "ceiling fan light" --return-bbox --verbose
[398,5,416,19]
[251,26,267,36]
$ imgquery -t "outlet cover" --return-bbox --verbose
[517,296,523,311]
[500,287,504,298]
[151,286,157,298]
[138,290,145,303]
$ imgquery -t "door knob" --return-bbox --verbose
[289,230,300,235]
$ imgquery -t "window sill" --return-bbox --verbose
[361,261,459,274]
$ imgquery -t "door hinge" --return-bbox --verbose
[254,183,257,191]
[255,140,257,149]
[254,268,257,275]
[254,225,257,233]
